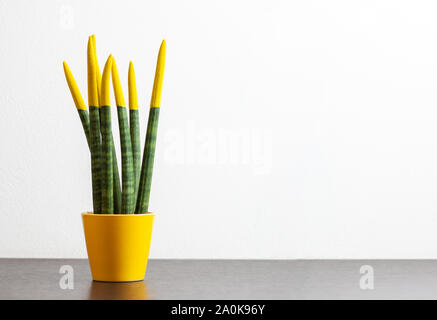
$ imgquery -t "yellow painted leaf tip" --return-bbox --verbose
[150,40,166,108]
[128,61,138,110]
[91,34,102,106]
[63,61,86,110]
[111,57,126,107]
[100,55,113,107]
[87,37,99,107]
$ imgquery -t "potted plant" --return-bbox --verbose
[62,35,166,282]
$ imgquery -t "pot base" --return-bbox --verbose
[82,212,154,282]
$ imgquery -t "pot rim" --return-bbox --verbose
[82,212,154,217]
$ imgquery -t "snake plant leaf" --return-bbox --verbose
[112,58,135,213]
[63,58,102,213]
[92,35,122,213]
[136,40,166,214]
[100,55,114,214]
[91,35,102,106]
[87,37,103,213]
[62,61,90,147]
[128,61,141,203]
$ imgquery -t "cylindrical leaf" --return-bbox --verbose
[117,107,135,213]
[77,109,91,149]
[100,106,114,213]
[130,109,141,202]
[135,107,160,214]
[89,106,102,213]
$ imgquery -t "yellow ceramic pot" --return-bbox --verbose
[82,212,154,282]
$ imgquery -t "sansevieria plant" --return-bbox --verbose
[63,35,165,282]
[63,35,166,215]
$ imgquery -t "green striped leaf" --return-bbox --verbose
[99,107,121,213]
[135,107,160,214]
[89,106,102,213]
[100,106,114,214]
[77,109,91,148]
[111,140,122,213]
[117,107,135,213]
[130,109,141,204]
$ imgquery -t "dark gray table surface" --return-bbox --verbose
[1,259,437,299]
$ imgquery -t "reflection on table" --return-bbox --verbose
[88,280,148,300]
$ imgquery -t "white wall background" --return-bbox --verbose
[2,0,437,259]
